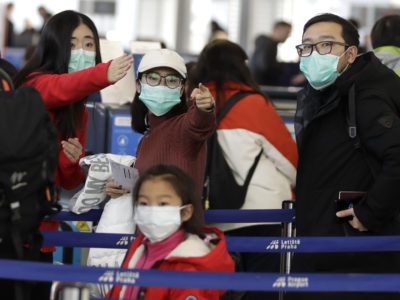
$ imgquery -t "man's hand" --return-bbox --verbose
[336,208,368,231]
[190,83,215,112]
[61,138,83,163]
[107,54,134,83]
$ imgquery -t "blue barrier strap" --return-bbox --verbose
[47,209,296,223]
[48,210,103,222]
[204,209,295,223]
[41,231,400,253]
[42,231,136,249]
[0,259,399,292]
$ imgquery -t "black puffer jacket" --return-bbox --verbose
[293,52,400,276]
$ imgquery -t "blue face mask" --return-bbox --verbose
[68,49,96,73]
[300,50,348,90]
[139,83,181,116]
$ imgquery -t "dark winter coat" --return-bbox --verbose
[290,52,400,300]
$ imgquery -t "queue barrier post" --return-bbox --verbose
[279,200,295,300]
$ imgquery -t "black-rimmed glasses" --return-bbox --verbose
[295,41,349,57]
[142,72,182,89]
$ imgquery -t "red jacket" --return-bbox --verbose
[23,62,112,251]
[23,62,112,190]
[107,227,235,300]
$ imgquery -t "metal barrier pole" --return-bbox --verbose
[51,282,90,300]
[279,200,295,300]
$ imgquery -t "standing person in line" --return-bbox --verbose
[107,164,235,300]
[193,39,298,300]
[106,49,216,222]
[288,13,400,300]
[249,21,292,86]
[13,10,133,298]
[370,14,400,76]
[38,5,52,33]
[209,20,229,42]
[5,3,15,47]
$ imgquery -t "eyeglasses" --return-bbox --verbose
[295,41,349,57]
[142,72,182,89]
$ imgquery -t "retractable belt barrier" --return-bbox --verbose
[2,206,400,295]
[41,230,400,253]
[0,259,400,292]
[48,209,296,223]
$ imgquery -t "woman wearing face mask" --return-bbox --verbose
[13,10,133,296]
[106,49,215,222]
[193,40,298,300]
[107,164,235,300]
[14,10,132,193]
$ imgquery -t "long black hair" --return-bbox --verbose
[14,10,102,139]
[131,72,187,134]
[133,164,204,237]
[192,39,265,113]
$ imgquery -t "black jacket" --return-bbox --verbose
[249,35,284,85]
[293,52,400,278]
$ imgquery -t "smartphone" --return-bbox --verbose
[335,191,366,212]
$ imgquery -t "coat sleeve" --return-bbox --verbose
[56,110,88,190]
[24,61,112,110]
[354,94,400,231]
[181,105,216,142]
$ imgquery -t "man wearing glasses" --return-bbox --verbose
[289,13,400,300]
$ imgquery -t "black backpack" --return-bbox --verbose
[0,84,59,260]
[203,91,263,210]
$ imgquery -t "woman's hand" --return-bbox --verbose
[336,208,368,231]
[107,54,134,83]
[105,180,130,199]
[190,83,215,112]
[61,138,83,163]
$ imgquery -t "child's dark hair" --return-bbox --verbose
[133,164,204,237]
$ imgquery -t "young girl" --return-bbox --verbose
[13,10,133,298]
[107,164,235,300]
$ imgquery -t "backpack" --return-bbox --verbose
[0,84,59,260]
[0,59,16,92]
[203,91,263,210]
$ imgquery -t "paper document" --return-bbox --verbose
[99,39,135,104]
[110,159,139,192]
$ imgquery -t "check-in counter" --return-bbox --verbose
[105,103,143,156]
[260,85,300,111]
[86,102,143,156]
[85,102,107,155]
[260,86,299,141]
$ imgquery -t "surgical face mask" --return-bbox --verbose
[134,205,187,243]
[139,83,181,116]
[68,48,96,73]
[300,50,349,90]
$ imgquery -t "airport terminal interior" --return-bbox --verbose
[1,0,400,299]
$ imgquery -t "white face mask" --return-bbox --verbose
[133,205,187,243]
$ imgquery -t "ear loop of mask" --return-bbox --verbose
[338,47,351,76]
